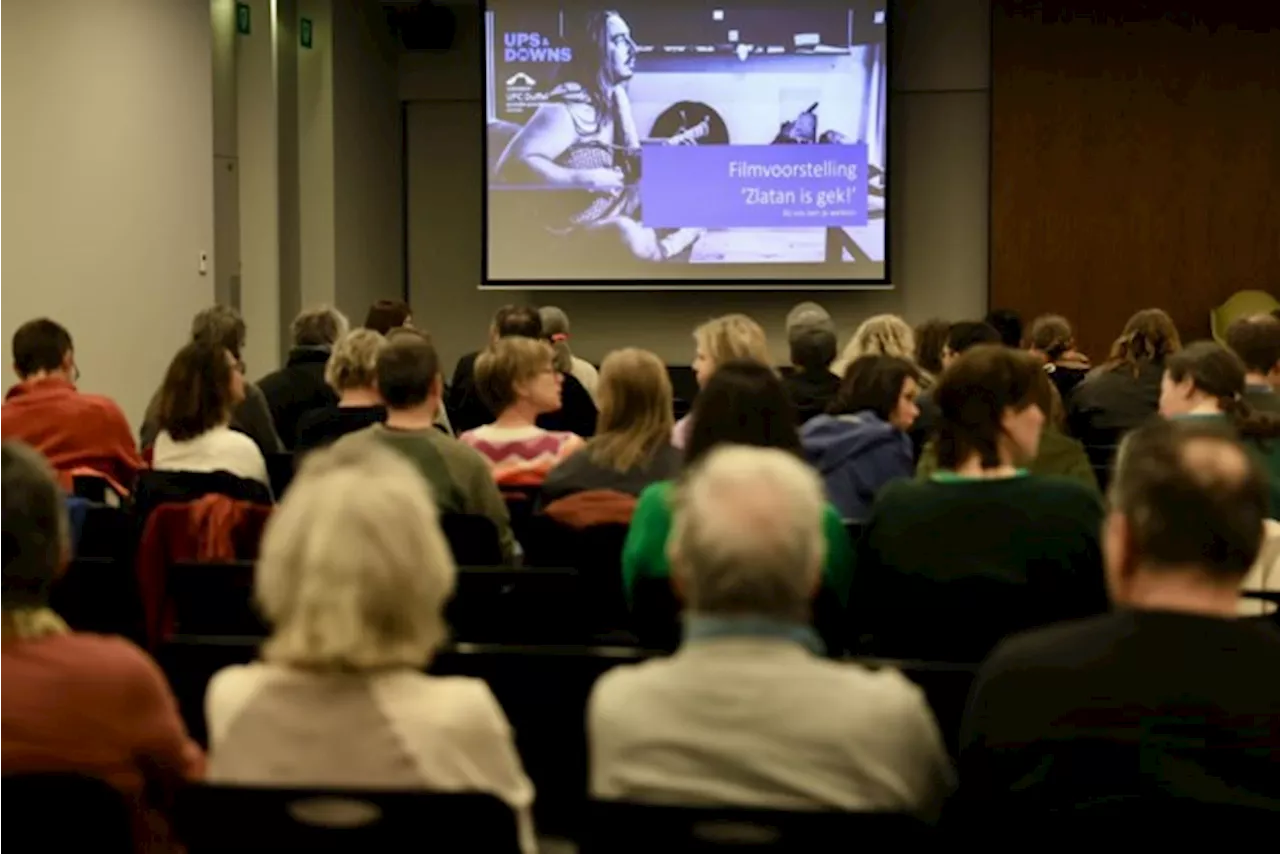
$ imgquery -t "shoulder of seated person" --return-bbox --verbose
[43,632,161,678]
[980,614,1121,675]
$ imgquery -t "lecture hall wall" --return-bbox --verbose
[990,0,1280,360]
[403,0,993,372]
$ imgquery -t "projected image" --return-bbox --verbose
[482,1,889,286]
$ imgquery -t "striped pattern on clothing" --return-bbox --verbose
[459,424,585,486]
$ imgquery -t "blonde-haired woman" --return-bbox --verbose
[461,336,586,486]
[542,348,682,502]
[674,314,772,449]
[294,327,388,453]
[205,441,536,854]
[832,314,919,378]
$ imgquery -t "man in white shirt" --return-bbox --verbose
[588,445,954,817]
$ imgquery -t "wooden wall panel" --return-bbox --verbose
[990,1,1280,360]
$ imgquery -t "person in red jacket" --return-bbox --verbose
[2,318,143,494]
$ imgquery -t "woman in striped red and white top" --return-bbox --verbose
[460,336,585,487]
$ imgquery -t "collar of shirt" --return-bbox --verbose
[683,614,826,656]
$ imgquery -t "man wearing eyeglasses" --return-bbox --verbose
[2,318,143,495]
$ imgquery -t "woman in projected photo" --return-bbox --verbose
[495,10,705,265]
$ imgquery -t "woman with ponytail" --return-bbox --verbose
[1067,308,1181,480]
[539,306,600,403]
[1159,340,1280,514]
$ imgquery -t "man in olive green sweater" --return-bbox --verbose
[337,330,516,563]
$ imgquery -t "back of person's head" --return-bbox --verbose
[788,326,837,373]
[1226,314,1280,379]
[1108,419,1268,597]
[945,321,1002,358]
[291,305,349,348]
[935,345,1045,470]
[2,442,67,614]
[685,360,801,467]
[538,306,575,373]
[670,445,826,624]
[914,319,951,376]
[1163,341,1280,440]
[326,328,387,393]
[785,301,835,336]
[590,348,674,472]
[828,355,922,426]
[1105,308,1181,376]
[156,341,237,441]
[191,305,247,359]
[363,299,412,336]
[12,319,73,379]
[493,304,543,340]
[256,439,456,670]
[693,314,771,373]
[1028,314,1075,361]
[474,335,554,415]
[376,327,439,410]
[985,309,1024,348]
[838,314,916,371]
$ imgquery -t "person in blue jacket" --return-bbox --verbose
[801,355,922,521]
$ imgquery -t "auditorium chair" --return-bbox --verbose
[580,801,930,853]
[50,556,148,645]
[3,773,134,854]
[264,452,296,498]
[440,513,505,565]
[168,560,265,637]
[132,470,272,523]
[857,657,979,759]
[447,566,589,644]
[523,517,634,640]
[174,783,520,854]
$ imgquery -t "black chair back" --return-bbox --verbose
[581,801,929,853]
[440,513,505,565]
[3,773,134,854]
[173,783,520,854]
[133,470,272,523]
[524,518,633,638]
[50,557,147,644]
[76,504,137,561]
[168,560,266,637]
[447,566,587,644]
[264,452,295,498]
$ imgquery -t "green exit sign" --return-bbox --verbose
[236,2,250,35]
[300,17,313,49]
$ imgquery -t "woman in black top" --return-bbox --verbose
[294,329,388,454]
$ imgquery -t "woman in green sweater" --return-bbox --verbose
[622,360,854,645]
[1158,340,1280,514]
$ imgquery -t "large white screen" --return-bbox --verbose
[482,0,890,288]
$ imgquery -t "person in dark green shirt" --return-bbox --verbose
[621,361,855,632]
[1159,341,1280,516]
[851,346,1108,663]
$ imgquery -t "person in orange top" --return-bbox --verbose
[1,441,203,852]
[2,318,143,494]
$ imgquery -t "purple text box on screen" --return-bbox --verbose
[638,143,868,230]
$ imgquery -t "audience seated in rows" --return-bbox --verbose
[1227,313,1280,414]
[203,441,536,854]
[984,308,1024,349]
[1,442,203,851]
[782,325,841,425]
[831,314,921,382]
[625,360,854,609]
[449,305,596,437]
[541,348,681,509]
[591,445,953,816]
[362,298,413,335]
[851,346,1108,662]
[293,328,389,454]
[255,306,346,450]
[916,359,1097,490]
[461,336,586,488]
[540,306,599,404]
[801,355,920,521]
[1,319,142,494]
[1067,307,1181,457]
[142,305,282,457]
[339,327,516,562]
[1027,313,1091,401]
[958,419,1280,822]
[1159,340,1280,511]
[672,314,771,450]
[150,341,270,491]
